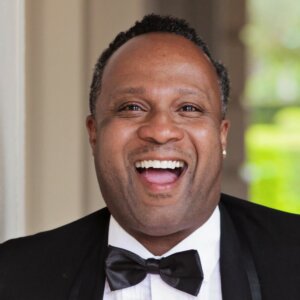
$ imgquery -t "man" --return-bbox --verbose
[0,14,300,300]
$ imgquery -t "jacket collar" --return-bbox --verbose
[68,208,109,300]
[68,201,259,300]
[219,202,253,300]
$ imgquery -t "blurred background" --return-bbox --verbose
[0,0,299,242]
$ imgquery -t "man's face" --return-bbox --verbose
[87,33,229,239]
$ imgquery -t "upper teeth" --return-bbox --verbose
[135,160,184,169]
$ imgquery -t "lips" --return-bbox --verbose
[135,160,186,185]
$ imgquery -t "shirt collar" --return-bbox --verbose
[108,207,220,283]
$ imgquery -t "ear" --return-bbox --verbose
[220,119,230,153]
[86,115,97,156]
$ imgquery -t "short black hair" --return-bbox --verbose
[89,14,230,117]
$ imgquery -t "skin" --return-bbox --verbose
[87,33,229,255]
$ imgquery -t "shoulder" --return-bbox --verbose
[220,193,300,237]
[0,207,110,299]
[0,207,110,257]
[220,193,300,299]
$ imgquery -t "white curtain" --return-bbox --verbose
[0,0,25,242]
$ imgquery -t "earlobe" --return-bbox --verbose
[86,115,97,155]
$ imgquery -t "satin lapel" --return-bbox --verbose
[219,204,252,300]
[68,211,110,300]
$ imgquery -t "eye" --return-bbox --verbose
[177,103,205,118]
[180,105,199,112]
[118,103,143,112]
[116,102,147,118]
[179,104,203,113]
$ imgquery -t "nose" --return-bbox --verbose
[137,111,184,144]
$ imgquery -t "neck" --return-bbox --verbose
[111,197,219,256]
[130,214,213,256]
[134,231,192,256]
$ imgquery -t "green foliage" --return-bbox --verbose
[243,0,300,106]
[246,107,300,213]
[244,0,300,213]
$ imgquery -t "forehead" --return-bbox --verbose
[99,33,221,104]
[104,33,216,74]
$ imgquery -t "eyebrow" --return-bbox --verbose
[110,87,146,98]
[175,87,207,97]
[110,86,209,99]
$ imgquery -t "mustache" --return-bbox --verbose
[128,145,192,160]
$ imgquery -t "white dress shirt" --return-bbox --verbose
[103,207,222,300]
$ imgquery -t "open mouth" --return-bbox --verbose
[135,160,186,185]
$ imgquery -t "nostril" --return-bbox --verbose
[137,122,184,145]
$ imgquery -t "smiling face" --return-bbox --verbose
[87,33,229,246]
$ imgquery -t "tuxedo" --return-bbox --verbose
[0,194,300,300]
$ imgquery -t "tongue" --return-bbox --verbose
[140,169,178,184]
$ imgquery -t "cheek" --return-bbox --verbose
[189,121,222,148]
[94,125,128,200]
[95,120,136,168]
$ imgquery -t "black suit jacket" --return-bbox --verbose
[1,194,300,300]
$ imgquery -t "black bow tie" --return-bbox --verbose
[105,245,203,296]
